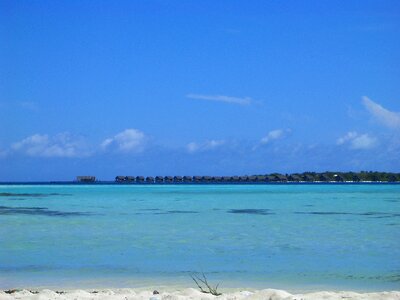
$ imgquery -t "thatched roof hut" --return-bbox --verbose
[202,176,212,182]
[256,175,267,182]
[126,176,135,182]
[136,176,145,182]
[164,176,174,183]
[221,176,231,182]
[288,174,301,182]
[183,176,192,182]
[302,174,314,182]
[174,176,183,182]
[155,176,164,183]
[239,176,249,182]
[248,175,257,182]
[76,176,96,182]
[333,174,344,182]
[231,176,239,182]
[146,176,154,183]
[115,176,126,182]
[318,173,330,181]
[213,176,222,182]
[116,176,135,182]
[274,174,287,182]
[192,176,202,183]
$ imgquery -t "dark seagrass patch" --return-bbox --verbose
[0,205,93,217]
[227,209,274,215]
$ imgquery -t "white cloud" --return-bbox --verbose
[101,129,147,153]
[12,133,90,157]
[186,139,225,153]
[186,94,253,105]
[362,96,400,129]
[337,131,377,150]
[260,129,291,145]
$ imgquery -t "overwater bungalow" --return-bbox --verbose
[136,176,145,183]
[333,174,344,182]
[275,174,288,182]
[174,176,183,183]
[192,176,202,183]
[256,175,267,182]
[288,174,302,182]
[213,176,223,183]
[115,176,135,183]
[125,176,135,182]
[146,176,155,183]
[164,176,174,183]
[239,176,249,182]
[302,174,315,182]
[115,176,126,182]
[318,173,331,182]
[202,176,212,183]
[76,176,96,182]
[231,176,239,182]
[155,176,164,183]
[248,175,257,182]
[221,176,230,182]
[183,176,192,183]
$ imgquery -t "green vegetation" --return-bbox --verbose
[112,172,400,183]
[279,171,400,182]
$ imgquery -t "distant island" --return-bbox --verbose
[75,172,400,183]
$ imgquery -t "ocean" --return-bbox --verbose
[0,184,399,292]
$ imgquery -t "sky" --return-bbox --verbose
[1,0,400,181]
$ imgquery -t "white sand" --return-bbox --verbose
[1,288,399,300]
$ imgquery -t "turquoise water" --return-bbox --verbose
[0,184,399,291]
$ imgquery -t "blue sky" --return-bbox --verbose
[1,0,400,181]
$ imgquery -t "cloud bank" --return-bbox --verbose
[12,133,89,158]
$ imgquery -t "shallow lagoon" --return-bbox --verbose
[0,184,399,291]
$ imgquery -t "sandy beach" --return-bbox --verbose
[1,288,400,300]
